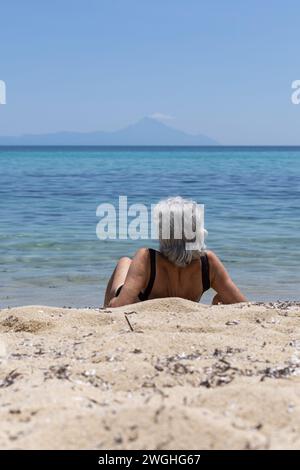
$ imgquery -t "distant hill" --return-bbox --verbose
[0,117,218,146]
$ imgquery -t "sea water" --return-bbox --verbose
[0,146,299,306]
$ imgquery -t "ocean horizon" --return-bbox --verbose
[2,145,300,149]
[1,145,299,307]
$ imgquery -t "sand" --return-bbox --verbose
[0,298,300,450]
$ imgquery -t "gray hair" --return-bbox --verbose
[153,196,207,267]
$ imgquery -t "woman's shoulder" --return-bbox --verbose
[205,250,228,281]
[135,247,150,254]
[132,247,151,263]
[132,247,160,269]
[205,250,221,267]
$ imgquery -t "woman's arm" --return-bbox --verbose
[109,248,149,308]
[207,251,247,304]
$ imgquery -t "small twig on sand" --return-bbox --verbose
[0,370,22,388]
[124,314,134,332]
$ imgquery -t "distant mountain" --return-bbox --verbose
[0,117,218,146]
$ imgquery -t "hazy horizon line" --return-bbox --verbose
[1,145,300,149]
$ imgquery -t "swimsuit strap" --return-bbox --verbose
[138,248,156,301]
[200,252,210,292]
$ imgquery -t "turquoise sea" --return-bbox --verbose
[0,146,299,307]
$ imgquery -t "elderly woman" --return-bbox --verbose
[104,197,246,307]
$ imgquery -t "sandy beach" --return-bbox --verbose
[0,298,300,450]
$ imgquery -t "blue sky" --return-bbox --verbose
[0,0,300,144]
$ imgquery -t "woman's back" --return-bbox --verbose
[145,249,209,302]
[105,247,246,307]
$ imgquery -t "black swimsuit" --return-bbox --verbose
[115,248,210,301]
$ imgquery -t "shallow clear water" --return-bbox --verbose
[0,146,299,307]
